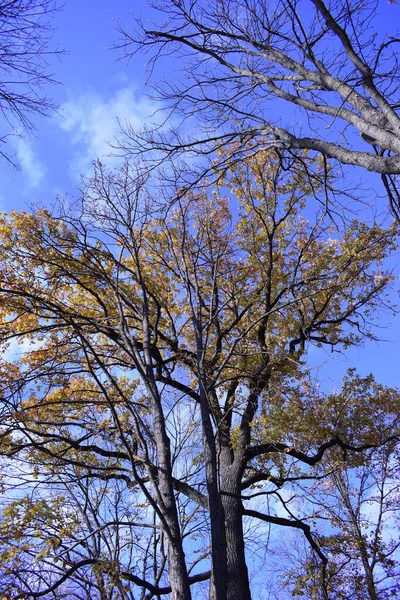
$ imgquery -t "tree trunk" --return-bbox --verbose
[167,542,193,600]
[221,461,251,600]
[336,474,378,600]
[198,378,228,600]
[146,378,192,600]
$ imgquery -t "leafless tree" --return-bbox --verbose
[117,0,400,214]
[0,0,61,163]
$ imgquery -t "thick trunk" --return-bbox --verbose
[224,497,251,600]
[217,380,268,600]
[221,463,251,600]
[362,558,379,600]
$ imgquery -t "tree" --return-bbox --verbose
[0,0,60,163]
[313,445,400,600]
[0,461,172,599]
[118,0,400,214]
[0,153,399,599]
[266,373,400,599]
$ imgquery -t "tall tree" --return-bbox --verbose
[118,0,400,214]
[0,153,399,599]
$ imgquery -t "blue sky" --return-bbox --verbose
[1,0,399,390]
[0,0,157,208]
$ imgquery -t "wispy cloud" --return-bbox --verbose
[12,137,46,189]
[58,86,159,176]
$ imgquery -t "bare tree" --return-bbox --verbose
[0,0,61,163]
[118,0,400,212]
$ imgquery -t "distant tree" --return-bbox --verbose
[0,463,168,599]
[118,0,400,215]
[267,373,400,599]
[0,0,61,163]
[315,446,400,600]
[0,154,399,599]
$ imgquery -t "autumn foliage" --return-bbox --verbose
[0,152,399,599]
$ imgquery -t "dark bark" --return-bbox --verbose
[221,466,251,600]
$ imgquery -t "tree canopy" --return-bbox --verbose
[0,152,399,599]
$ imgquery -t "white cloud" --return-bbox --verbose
[59,86,159,176]
[12,137,46,189]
